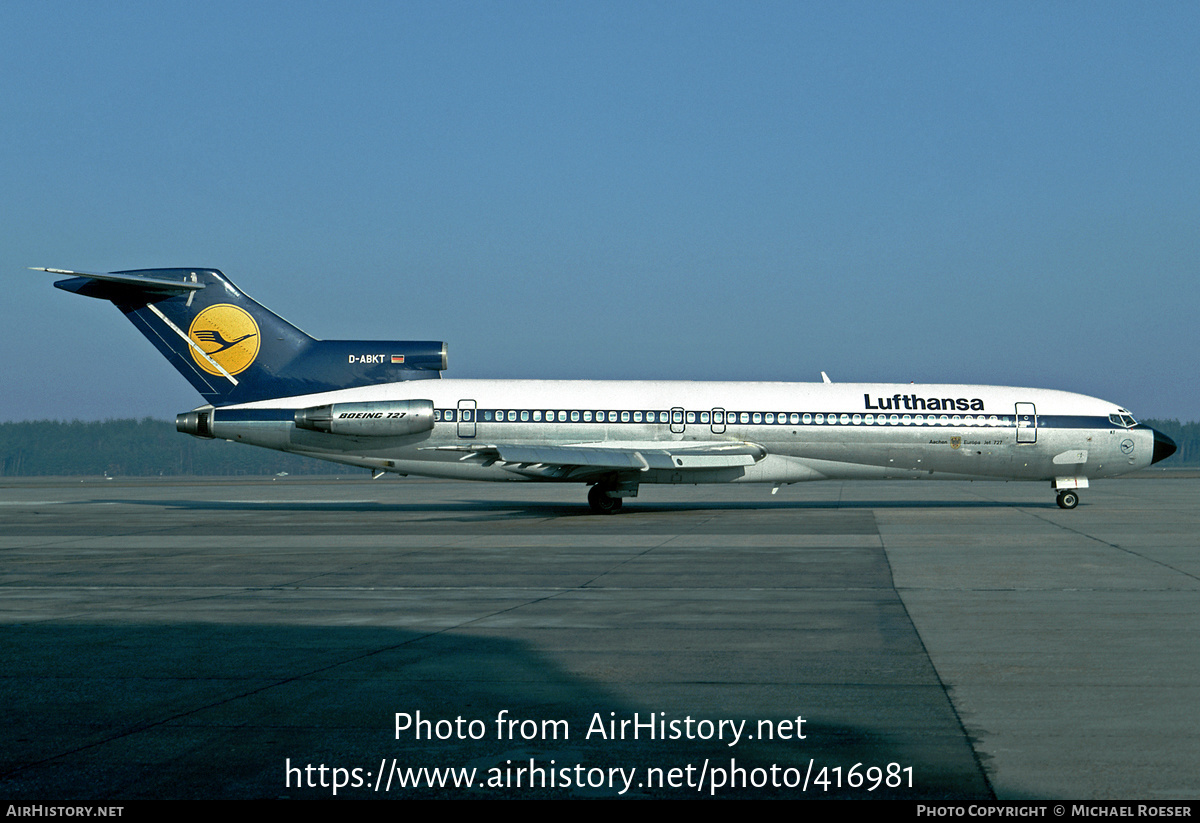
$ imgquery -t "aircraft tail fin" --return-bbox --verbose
[37,268,446,405]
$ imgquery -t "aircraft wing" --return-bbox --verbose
[425,440,766,478]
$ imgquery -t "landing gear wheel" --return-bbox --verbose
[1056,490,1079,510]
[588,485,623,515]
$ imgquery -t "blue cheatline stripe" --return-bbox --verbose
[212,406,1120,431]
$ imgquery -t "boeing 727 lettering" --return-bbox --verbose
[35,267,1177,513]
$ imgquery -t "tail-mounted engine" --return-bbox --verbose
[176,407,215,439]
[294,400,435,437]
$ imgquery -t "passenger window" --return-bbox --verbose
[803,413,812,424]
[621,411,630,423]
[765,413,774,424]
[583,411,592,422]
[434,409,441,421]
[507,410,517,422]
[533,410,542,422]
[520,410,529,422]
[634,411,643,422]
[739,412,749,424]
[700,411,710,423]
[686,412,695,423]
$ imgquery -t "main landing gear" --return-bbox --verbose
[1056,490,1079,509]
[588,484,623,514]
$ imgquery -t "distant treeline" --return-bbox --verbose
[0,417,1196,477]
[0,419,337,477]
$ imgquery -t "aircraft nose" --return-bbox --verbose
[1151,428,1177,465]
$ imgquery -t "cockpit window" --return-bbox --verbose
[1108,411,1138,428]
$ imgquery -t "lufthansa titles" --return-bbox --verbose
[864,393,985,412]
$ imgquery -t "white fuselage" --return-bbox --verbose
[202,379,1158,487]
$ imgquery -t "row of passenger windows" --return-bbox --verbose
[433,408,1014,426]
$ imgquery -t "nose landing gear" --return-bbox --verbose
[1056,490,1079,509]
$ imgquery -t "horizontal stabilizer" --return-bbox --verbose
[34,267,206,297]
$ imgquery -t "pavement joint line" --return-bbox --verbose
[1020,509,1200,584]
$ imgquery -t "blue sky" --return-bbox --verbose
[4,2,1198,421]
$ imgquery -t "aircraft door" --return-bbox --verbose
[458,399,476,438]
[711,407,726,434]
[1015,402,1036,444]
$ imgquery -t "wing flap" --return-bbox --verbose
[425,441,764,473]
[493,445,649,470]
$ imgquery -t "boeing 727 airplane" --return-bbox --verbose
[36,267,1177,513]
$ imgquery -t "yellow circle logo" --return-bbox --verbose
[188,304,260,376]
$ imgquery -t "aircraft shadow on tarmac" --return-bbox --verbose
[101,496,1059,519]
[0,622,992,800]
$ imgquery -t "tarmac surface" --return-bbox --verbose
[0,474,1196,799]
